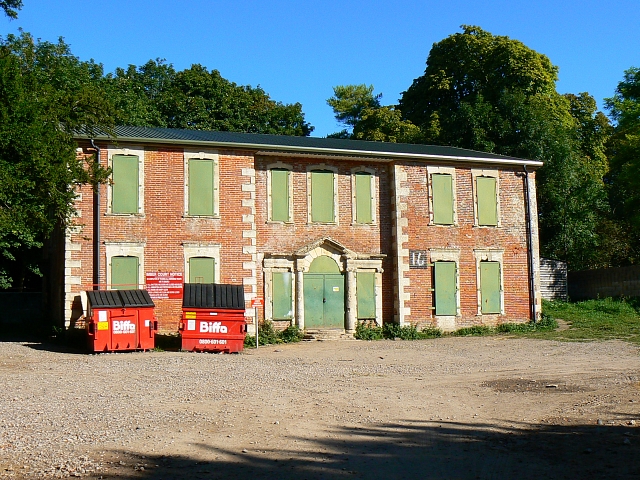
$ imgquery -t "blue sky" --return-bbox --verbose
[4,0,638,137]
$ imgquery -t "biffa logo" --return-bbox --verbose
[113,320,136,334]
[200,321,228,334]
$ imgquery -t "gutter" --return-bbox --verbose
[523,165,538,322]
[90,139,100,291]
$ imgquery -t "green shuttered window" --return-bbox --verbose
[111,256,139,289]
[355,172,373,224]
[272,272,293,319]
[480,261,501,314]
[311,170,334,223]
[434,261,457,316]
[189,159,215,216]
[112,155,139,214]
[270,169,290,222]
[432,173,454,225]
[477,176,498,226]
[356,272,376,319]
[189,257,215,284]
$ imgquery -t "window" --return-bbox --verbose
[480,261,501,314]
[427,166,461,226]
[189,257,215,283]
[111,154,140,214]
[476,175,498,226]
[433,261,457,316]
[352,170,375,224]
[105,242,145,290]
[184,243,221,285]
[111,256,139,290]
[269,168,291,222]
[356,272,376,319]
[309,169,336,223]
[272,271,293,319]
[185,150,219,217]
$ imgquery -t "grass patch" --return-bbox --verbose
[354,321,442,340]
[536,297,640,343]
[244,321,304,347]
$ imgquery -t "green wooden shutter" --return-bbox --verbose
[357,272,376,319]
[189,257,215,284]
[477,176,498,226]
[112,155,139,214]
[189,159,215,216]
[111,256,139,290]
[272,272,293,319]
[270,169,290,222]
[432,173,454,225]
[480,261,501,314]
[311,170,334,222]
[434,261,457,316]
[355,172,373,224]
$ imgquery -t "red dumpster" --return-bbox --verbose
[86,290,157,352]
[179,284,247,353]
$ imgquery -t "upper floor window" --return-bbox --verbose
[352,169,375,224]
[308,167,337,223]
[428,167,456,225]
[473,170,500,226]
[268,167,291,222]
[108,147,144,215]
[185,150,219,217]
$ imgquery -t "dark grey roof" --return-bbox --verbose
[82,126,542,166]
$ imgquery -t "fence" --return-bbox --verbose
[568,265,640,301]
[540,258,568,301]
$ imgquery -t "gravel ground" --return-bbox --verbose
[1,337,639,479]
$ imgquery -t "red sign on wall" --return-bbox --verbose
[145,272,183,299]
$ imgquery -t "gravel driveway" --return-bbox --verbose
[1,337,639,479]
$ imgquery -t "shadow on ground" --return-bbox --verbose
[97,419,640,479]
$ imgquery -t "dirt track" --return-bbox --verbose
[1,337,639,479]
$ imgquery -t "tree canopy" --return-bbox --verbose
[105,60,313,136]
[0,32,113,288]
[0,0,22,19]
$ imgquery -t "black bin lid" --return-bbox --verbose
[183,284,245,309]
[86,290,155,308]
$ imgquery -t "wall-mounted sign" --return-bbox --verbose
[409,250,429,269]
[146,272,183,299]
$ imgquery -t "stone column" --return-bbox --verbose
[295,267,305,330]
[345,266,357,333]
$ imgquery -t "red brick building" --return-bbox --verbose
[65,126,542,334]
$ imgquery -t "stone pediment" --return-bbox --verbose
[293,237,355,257]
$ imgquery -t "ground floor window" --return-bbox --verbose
[480,261,501,314]
[433,261,457,316]
[111,256,139,290]
[272,271,293,319]
[356,271,376,319]
[189,257,215,283]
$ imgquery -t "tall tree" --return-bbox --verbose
[0,32,113,288]
[605,67,640,264]
[398,26,611,269]
[327,84,420,143]
[0,0,22,18]
[105,60,313,136]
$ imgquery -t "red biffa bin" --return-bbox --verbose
[179,284,247,353]
[86,290,157,352]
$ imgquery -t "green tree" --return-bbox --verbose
[605,67,640,264]
[398,26,612,269]
[105,61,313,136]
[0,32,113,288]
[327,84,420,143]
[0,0,22,19]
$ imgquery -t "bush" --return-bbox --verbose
[380,323,443,340]
[452,325,493,336]
[354,321,383,340]
[244,321,304,347]
[280,324,304,343]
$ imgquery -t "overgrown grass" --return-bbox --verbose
[354,321,443,340]
[537,297,640,343]
[244,321,304,347]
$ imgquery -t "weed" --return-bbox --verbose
[355,321,383,340]
[244,321,304,347]
[452,325,493,336]
[280,324,304,343]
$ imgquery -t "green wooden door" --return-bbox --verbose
[303,255,345,328]
[357,272,376,319]
[189,257,215,283]
[434,261,457,315]
[111,256,139,289]
[480,261,501,314]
